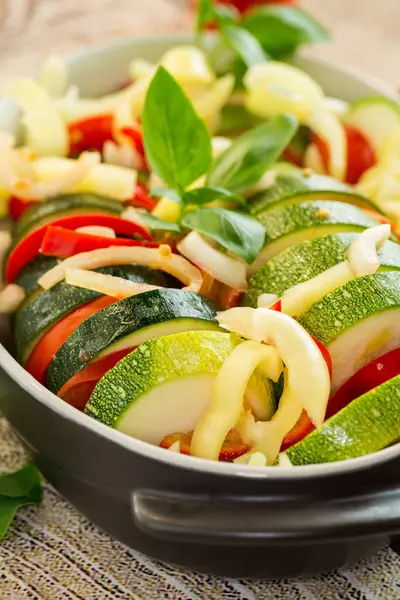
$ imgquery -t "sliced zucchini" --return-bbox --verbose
[13,193,122,243]
[247,166,376,214]
[47,289,219,394]
[284,375,400,465]
[84,330,274,445]
[344,96,400,152]
[14,254,60,297]
[251,200,380,273]
[15,265,180,363]
[242,233,400,307]
[298,272,400,391]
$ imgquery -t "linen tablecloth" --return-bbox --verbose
[2,1,400,597]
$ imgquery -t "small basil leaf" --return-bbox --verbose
[218,103,263,136]
[143,67,212,191]
[0,483,42,538]
[242,6,330,58]
[183,186,248,210]
[207,114,298,194]
[0,461,40,497]
[222,25,269,68]
[139,212,182,233]
[182,207,265,264]
[151,187,181,203]
[214,5,240,26]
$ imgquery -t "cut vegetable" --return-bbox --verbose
[0,284,26,314]
[65,268,160,299]
[251,200,380,274]
[47,289,218,393]
[38,245,203,292]
[298,272,400,391]
[283,375,400,465]
[177,231,247,290]
[15,265,179,362]
[247,165,377,215]
[14,255,60,296]
[347,224,391,277]
[344,96,400,153]
[242,233,400,308]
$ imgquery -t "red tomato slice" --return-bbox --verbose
[40,226,158,258]
[312,124,376,184]
[281,347,400,451]
[25,296,117,384]
[58,347,134,410]
[160,429,249,461]
[68,114,115,155]
[9,196,38,221]
[120,125,148,169]
[6,214,151,283]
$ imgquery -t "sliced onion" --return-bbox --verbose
[303,143,326,174]
[14,151,100,200]
[308,107,347,181]
[38,245,203,292]
[194,75,235,132]
[121,207,150,236]
[0,284,26,313]
[257,293,278,309]
[65,268,159,299]
[177,231,247,291]
[278,453,293,467]
[167,440,181,453]
[36,55,69,98]
[103,140,143,170]
[211,136,232,159]
[75,226,116,238]
[347,224,391,277]
[160,46,215,87]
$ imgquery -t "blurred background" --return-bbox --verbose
[0,0,399,87]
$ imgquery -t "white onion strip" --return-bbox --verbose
[65,268,159,299]
[177,231,247,291]
[0,284,26,314]
[75,226,116,238]
[38,245,203,292]
[347,224,391,277]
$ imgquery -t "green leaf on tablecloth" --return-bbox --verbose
[0,461,42,538]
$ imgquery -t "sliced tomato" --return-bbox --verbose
[160,429,249,461]
[68,114,115,155]
[281,347,400,451]
[126,183,157,211]
[9,196,38,221]
[312,124,376,184]
[58,347,134,410]
[25,296,117,384]
[6,214,151,283]
[120,125,148,169]
[218,286,244,309]
[40,226,158,258]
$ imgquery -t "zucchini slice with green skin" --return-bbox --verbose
[47,289,219,394]
[242,233,400,307]
[298,272,400,391]
[247,166,377,215]
[251,200,380,274]
[15,266,180,363]
[14,255,60,297]
[344,96,400,152]
[13,193,122,244]
[283,375,400,465]
[84,331,274,444]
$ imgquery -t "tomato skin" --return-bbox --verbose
[58,347,134,410]
[40,225,158,259]
[68,114,115,155]
[120,125,148,170]
[313,124,376,185]
[281,347,400,451]
[25,296,117,384]
[6,214,151,283]
[9,196,37,221]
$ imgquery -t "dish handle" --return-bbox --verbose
[132,487,400,546]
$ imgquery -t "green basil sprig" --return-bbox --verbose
[183,186,248,209]
[142,67,212,193]
[0,461,42,537]
[207,115,298,194]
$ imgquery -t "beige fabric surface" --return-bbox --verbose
[2,0,400,598]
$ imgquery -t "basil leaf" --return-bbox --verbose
[183,186,248,210]
[242,6,330,58]
[207,114,298,194]
[0,461,40,497]
[0,484,42,538]
[196,0,214,33]
[182,207,265,264]
[143,67,212,191]
[218,103,263,136]
[222,25,269,68]
[151,187,181,203]
[214,5,239,26]
[139,212,182,233]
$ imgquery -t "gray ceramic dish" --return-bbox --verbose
[1,35,400,578]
